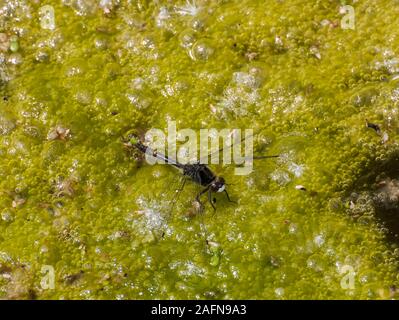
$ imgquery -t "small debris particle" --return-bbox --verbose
[12,196,26,208]
[381,132,389,144]
[0,33,10,52]
[64,270,84,285]
[366,119,381,134]
[47,126,71,141]
[245,52,258,61]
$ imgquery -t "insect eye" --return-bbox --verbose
[210,182,219,191]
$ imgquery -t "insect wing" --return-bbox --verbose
[155,171,188,239]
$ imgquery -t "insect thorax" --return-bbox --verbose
[183,163,216,186]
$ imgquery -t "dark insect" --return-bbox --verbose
[122,131,279,242]
[124,135,235,212]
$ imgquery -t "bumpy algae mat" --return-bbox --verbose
[0,0,399,299]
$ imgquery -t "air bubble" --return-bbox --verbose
[94,38,108,50]
[70,0,97,16]
[40,245,49,254]
[191,18,205,31]
[75,91,92,105]
[306,254,325,272]
[35,50,50,63]
[179,29,196,48]
[0,115,15,135]
[7,53,22,65]
[189,40,214,61]
[314,234,325,247]
[275,287,285,298]
[359,271,377,284]
[1,210,14,222]
[233,72,258,89]
[156,7,171,28]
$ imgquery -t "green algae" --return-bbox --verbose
[0,0,399,299]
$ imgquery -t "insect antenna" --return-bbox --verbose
[197,130,279,165]
[197,130,251,165]
[253,155,280,159]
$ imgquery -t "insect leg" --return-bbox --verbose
[224,189,236,203]
[208,189,216,211]
[195,186,210,213]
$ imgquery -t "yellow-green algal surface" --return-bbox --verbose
[1,0,399,299]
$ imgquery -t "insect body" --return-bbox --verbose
[125,136,234,211]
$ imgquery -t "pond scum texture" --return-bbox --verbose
[0,0,399,300]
